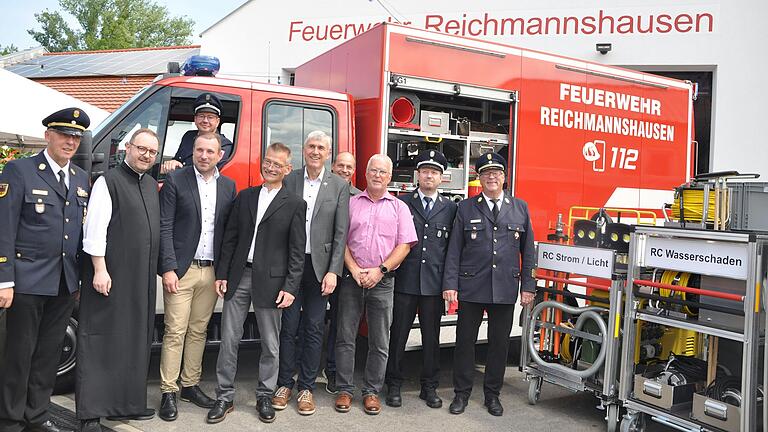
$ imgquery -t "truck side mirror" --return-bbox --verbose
[72,131,93,175]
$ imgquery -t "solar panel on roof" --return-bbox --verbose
[5,47,200,78]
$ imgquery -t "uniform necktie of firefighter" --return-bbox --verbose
[423,196,432,218]
[58,171,68,195]
[491,198,500,220]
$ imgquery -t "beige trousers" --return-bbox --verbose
[159,264,218,393]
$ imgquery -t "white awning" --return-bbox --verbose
[0,68,109,147]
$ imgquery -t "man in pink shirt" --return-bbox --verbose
[334,154,417,416]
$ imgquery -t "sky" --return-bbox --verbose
[0,0,249,50]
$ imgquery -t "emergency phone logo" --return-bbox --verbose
[582,140,606,172]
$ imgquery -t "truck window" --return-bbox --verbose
[104,86,172,169]
[158,90,241,179]
[264,101,335,169]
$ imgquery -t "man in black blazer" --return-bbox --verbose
[272,131,349,415]
[207,142,306,424]
[385,150,457,409]
[157,133,237,421]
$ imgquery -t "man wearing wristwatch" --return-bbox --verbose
[333,154,417,416]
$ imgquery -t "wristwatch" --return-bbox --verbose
[379,264,389,274]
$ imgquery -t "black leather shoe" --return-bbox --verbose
[449,394,468,414]
[79,418,101,432]
[484,395,504,416]
[385,386,401,407]
[105,408,155,421]
[419,388,443,408]
[206,400,233,424]
[159,392,178,421]
[256,396,276,423]
[26,420,74,432]
[180,385,216,409]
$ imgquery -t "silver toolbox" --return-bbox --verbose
[420,110,450,134]
[691,393,740,432]
[730,182,768,231]
[633,374,695,411]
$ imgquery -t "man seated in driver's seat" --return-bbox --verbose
[161,93,234,174]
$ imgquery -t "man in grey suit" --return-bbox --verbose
[272,131,350,415]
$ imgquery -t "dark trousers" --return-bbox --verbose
[452,301,515,398]
[0,289,74,432]
[385,292,443,390]
[324,290,339,374]
[277,256,329,392]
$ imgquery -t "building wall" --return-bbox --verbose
[201,0,768,179]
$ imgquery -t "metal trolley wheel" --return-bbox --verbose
[619,412,646,432]
[527,376,542,405]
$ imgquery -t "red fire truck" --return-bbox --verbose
[53,22,694,389]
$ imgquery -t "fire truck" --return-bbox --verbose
[54,22,695,390]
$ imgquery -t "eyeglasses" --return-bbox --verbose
[129,143,158,157]
[195,113,219,122]
[262,159,286,170]
[367,168,390,177]
[479,170,504,179]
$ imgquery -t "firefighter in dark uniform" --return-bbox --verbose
[385,150,457,409]
[442,152,536,417]
[0,108,91,432]
[161,93,233,174]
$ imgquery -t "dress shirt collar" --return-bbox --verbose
[43,149,70,175]
[359,189,394,202]
[482,192,504,210]
[194,165,220,182]
[417,188,438,203]
[304,166,325,182]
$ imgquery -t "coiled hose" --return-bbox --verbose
[527,301,609,379]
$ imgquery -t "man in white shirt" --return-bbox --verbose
[207,142,306,424]
[157,133,237,421]
[272,131,349,416]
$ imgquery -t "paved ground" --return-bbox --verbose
[53,341,673,432]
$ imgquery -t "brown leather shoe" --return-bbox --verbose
[296,390,316,415]
[363,394,381,415]
[271,386,292,410]
[335,393,352,413]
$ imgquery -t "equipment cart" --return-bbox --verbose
[619,226,765,431]
[522,242,626,431]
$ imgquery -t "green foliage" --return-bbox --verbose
[0,146,36,173]
[28,0,195,52]
[0,44,19,56]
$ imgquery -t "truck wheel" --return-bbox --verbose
[53,316,78,394]
[527,377,542,405]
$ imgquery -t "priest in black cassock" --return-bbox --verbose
[77,128,161,432]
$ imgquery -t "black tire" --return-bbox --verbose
[52,316,78,395]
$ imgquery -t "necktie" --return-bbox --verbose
[491,198,500,220]
[423,196,432,218]
[58,171,68,195]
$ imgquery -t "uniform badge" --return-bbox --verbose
[430,150,435,157]
[437,230,442,238]
[515,231,520,239]
[32,189,48,196]
[0,183,8,198]
[487,154,492,160]
[35,201,45,214]
[0,257,6,263]
[38,163,46,171]
[71,168,76,175]
[76,186,89,197]
[73,110,80,118]
[471,231,477,240]
[505,198,510,204]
